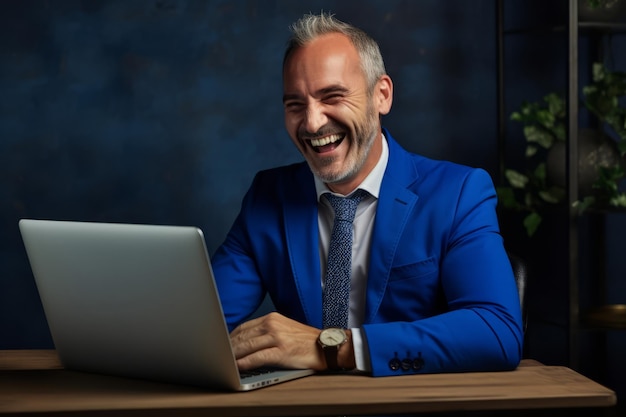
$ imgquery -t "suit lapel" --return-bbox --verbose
[283,166,323,328]
[364,132,419,323]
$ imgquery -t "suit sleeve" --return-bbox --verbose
[362,168,524,376]
[210,165,318,332]
[211,175,268,332]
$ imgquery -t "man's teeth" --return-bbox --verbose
[310,134,342,147]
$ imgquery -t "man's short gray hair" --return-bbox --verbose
[283,12,387,90]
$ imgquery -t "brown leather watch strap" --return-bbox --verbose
[323,345,341,370]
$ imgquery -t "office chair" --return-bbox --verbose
[507,252,528,333]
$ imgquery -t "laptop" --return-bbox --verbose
[18,219,315,391]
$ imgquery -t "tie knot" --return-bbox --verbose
[323,189,368,222]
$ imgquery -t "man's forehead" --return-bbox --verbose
[283,34,363,86]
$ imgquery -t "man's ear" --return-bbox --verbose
[375,75,393,116]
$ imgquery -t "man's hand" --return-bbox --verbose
[230,312,354,371]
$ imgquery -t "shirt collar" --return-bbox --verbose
[314,131,389,200]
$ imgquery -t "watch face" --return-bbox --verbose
[320,328,346,347]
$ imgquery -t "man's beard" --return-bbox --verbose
[310,107,379,185]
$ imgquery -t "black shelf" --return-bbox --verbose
[582,304,626,330]
[503,21,626,35]
[496,0,626,372]
[578,21,626,31]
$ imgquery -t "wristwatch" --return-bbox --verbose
[318,328,347,370]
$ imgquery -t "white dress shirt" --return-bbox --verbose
[314,133,389,372]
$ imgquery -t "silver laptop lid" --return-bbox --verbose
[19,219,242,389]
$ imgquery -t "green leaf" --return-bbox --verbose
[552,124,566,141]
[523,125,554,149]
[539,189,562,204]
[587,0,602,9]
[504,169,529,189]
[537,110,556,128]
[592,62,606,83]
[610,193,626,207]
[523,212,542,237]
[545,92,565,117]
[574,195,596,213]
[583,85,598,96]
[547,185,565,202]
[534,162,547,182]
[496,187,519,210]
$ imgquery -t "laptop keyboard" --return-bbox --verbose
[239,367,279,379]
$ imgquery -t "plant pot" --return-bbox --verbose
[546,128,625,198]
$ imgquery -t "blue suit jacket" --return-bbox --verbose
[212,129,523,377]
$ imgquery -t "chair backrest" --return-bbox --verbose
[507,252,527,332]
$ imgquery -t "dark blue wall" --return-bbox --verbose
[1,0,499,349]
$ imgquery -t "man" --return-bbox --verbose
[212,12,523,377]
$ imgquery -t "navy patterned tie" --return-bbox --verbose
[322,189,368,329]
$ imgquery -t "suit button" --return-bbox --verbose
[401,358,412,371]
[389,357,401,371]
[389,352,402,371]
[413,352,425,371]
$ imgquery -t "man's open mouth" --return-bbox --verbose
[307,133,345,153]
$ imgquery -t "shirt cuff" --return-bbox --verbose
[351,327,372,373]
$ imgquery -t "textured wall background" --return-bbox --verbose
[1,0,498,348]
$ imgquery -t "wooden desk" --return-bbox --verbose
[0,350,616,416]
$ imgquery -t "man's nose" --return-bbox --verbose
[303,103,327,134]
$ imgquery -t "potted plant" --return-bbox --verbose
[497,62,626,237]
